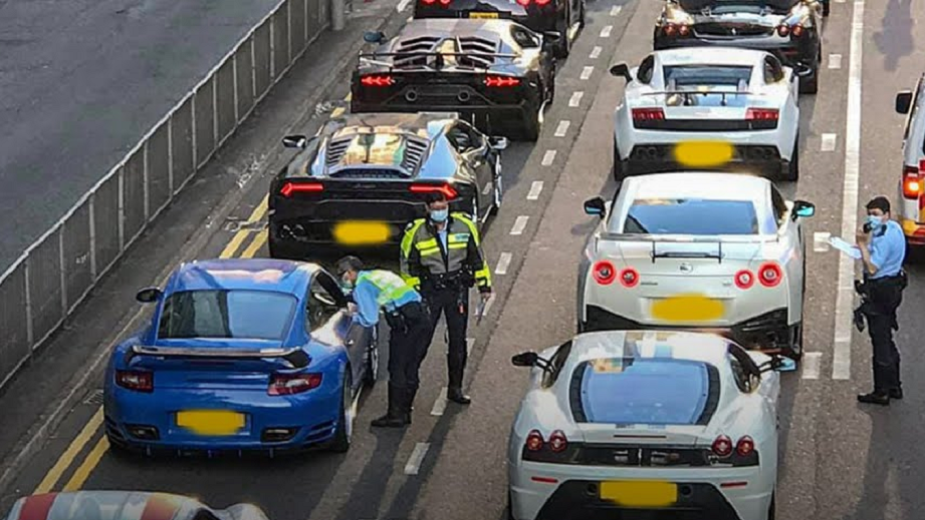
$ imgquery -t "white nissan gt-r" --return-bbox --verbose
[577,172,815,360]
[507,329,784,520]
[609,47,808,182]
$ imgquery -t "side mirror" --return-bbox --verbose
[136,287,162,303]
[793,200,815,219]
[584,197,606,217]
[896,90,913,114]
[511,352,539,367]
[282,135,308,149]
[363,30,386,44]
[489,136,509,150]
[609,63,632,82]
[542,31,563,45]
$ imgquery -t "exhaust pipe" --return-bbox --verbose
[457,91,471,103]
[405,90,418,102]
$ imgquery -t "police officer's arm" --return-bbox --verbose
[351,279,380,328]
[400,221,424,289]
[859,242,880,277]
[462,218,492,293]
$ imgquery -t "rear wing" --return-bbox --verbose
[358,51,518,72]
[125,345,310,368]
[641,90,765,105]
[598,233,778,264]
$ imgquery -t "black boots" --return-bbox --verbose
[447,387,471,405]
[372,384,410,428]
[857,392,890,405]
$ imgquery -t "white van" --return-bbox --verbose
[895,76,925,246]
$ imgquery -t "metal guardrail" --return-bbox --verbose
[0,0,333,391]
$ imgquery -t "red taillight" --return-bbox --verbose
[268,373,323,396]
[592,261,617,285]
[484,76,521,87]
[734,270,755,290]
[662,23,689,36]
[438,0,451,5]
[280,182,323,197]
[116,370,153,393]
[903,165,922,199]
[409,183,458,199]
[619,268,639,288]
[776,24,790,37]
[526,430,544,451]
[746,108,779,121]
[758,262,783,288]
[712,435,733,457]
[791,24,804,37]
[536,0,551,5]
[422,0,436,4]
[736,436,755,456]
[360,75,394,87]
[548,430,568,452]
[678,24,690,36]
[632,108,665,121]
[516,0,530,5]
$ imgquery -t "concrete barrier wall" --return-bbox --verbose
[0,0,331,391]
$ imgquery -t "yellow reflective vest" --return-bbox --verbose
[399,213,492,292]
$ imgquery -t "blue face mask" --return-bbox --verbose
[867,215,884,230]
[430,208,449,223]
[339,276,354,292]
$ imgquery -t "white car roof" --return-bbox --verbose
[654,47,769,67]
[565,330,732,371]
[623,172,770,202]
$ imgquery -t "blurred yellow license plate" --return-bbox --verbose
[600,481,677,507]
[651,294,724,322]
[469,12,498,18]
[176,410,245,436]
[333,221,390,245]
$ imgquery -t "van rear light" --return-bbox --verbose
[116,370,153,393]
[548,430,568,452]
[712,434,733,457]
[592,261,616,285]
[360,75,394,87]
[746,108,779,121]
[736,435,755,456]
[632,108,665,121]
[758,262,783,287]
[526,430,544,451]
[409,183,458,199]
[903,165,922,199]
[734,269,755,289]
[619,268,639,288]
[280,182,323,197]
[484,76,520,87]
[268,373,323,395]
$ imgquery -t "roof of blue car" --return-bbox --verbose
[166,258,319,294]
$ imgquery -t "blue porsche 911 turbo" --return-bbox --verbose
[103,258,378,455]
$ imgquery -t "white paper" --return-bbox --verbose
[828,236,862,259]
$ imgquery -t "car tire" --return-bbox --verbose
[329,370,354,453]
[783,137,800,182]
[555,17,571,58]
[579,0,586,28]
[768,492,776,520]
[519,104,542,141]
[506,490,516,520]
[490,156,503,216]
[612,139,627,181]
[800,67,819,94]
[364,326,380,387]
[822,0,830,16]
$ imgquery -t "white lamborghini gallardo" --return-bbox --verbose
[507,329,784,520]
[609,47,809,182]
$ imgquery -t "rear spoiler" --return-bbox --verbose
[125,345,310,369]
[358,51,518,72]
[598,233,779,264]
[641,90,765,105]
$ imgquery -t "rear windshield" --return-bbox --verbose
[663,65,753,107]
[570,358,718,425]
[338,133,409,167]
[619,198,762,235]
[677,0,798,12]
[158,290,297,340]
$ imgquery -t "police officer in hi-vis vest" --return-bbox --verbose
[336,256,431,428]
[400,192,492,405]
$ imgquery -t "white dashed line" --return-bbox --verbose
[833,0,865,381]
[589,46,602,59]
[483,293,497,316]
[397,0,412,11]
[569,91,584,107]
[495,252,513,275]
[813,232,832,252]
[600,25,612,38]
[430,387,448,416]
[527,181,544,200]
[542,150,557,166]
[580,66,594,80]
[802,352,823,380]
[510,216,529,235]
[404,443,430,475]
[554,120,570,137]
[828,54,843,69]
[610,5,622,15]
[821,133,837,152]
[467,337,474,355]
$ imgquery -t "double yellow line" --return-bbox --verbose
[32,92,352,495]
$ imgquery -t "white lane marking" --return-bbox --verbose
[813,232,832,252]
[542,150,557,166]
[580,66,594,80]
[467,337,474,355]
[397,0,412,11]
[483,293,496,316]
[802,352,823,380]
[404,442,431,475]
[482,183,492,195]
[821,133,837,152]
[836,0,845,3]
[590,46,602,59]
[527,181,544,200]
[829,54,843,69]
[554,120,570,137]
[431,387,448,416]
[610,5,622,15]
[600,25,612,38]
[510,216,529,235]
[495,252,512,275]
[569,91,584,107]
[833,0,865,381]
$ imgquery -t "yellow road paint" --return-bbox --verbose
[651,294,725,322]
[332,107,346,118]
[345,92,352,102]
[33,407,104,494]
[673,141,734,168]
[220,230,251,258]
[600,481,678,507]
[62,436,109,492]
[241,229,268,258]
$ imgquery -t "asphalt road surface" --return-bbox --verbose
[2,0,924,519]
[0,0,282,270]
